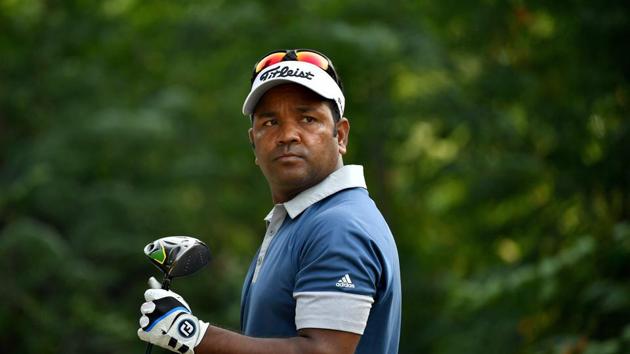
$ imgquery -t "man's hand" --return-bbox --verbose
[138,285,208,354]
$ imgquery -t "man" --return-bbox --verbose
[138,49,401,354]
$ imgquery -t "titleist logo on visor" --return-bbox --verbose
[259,65,315,82]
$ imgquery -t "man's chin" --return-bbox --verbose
[273,171,310,186]
[270,170,321,191]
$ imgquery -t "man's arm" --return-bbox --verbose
[196,326,360,354]
[138,288,361,354]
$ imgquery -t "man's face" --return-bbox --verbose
[249,84,349,203]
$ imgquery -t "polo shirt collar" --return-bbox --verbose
[264,165,367,222]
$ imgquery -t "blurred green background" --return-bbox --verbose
[1,0,629,353]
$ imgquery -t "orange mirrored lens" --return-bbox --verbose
[296,51,329,70]
[255,52,286,73]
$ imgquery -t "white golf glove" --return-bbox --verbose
[138,280,208,354]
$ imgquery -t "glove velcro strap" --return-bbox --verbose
[144,297,190,332]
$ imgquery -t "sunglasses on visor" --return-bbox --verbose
[251,49,342,89]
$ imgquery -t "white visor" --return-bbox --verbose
[242,60,345,117]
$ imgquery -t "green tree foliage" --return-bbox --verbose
[1,1,628,353]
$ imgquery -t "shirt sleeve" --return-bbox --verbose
[292,211,382,334]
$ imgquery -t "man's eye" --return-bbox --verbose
[262,119,276,127]
[302,116,315,123]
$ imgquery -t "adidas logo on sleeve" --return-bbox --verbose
[335,274,356,288]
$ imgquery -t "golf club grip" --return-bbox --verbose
[144,281,170,354]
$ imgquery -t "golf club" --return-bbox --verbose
[143,236,211,354]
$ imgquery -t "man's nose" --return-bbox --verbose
[277,121,301,145]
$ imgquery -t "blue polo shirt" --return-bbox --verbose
[240,165,401,354]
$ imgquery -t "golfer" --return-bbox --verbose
[138,48,402,354]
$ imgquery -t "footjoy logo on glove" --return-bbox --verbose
[178,319,196,338]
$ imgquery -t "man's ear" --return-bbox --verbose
[248,128,255,149]
[336,117,350,155]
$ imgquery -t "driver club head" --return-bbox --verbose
[144,236,211,280]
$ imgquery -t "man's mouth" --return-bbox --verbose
[275,153,303,161]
